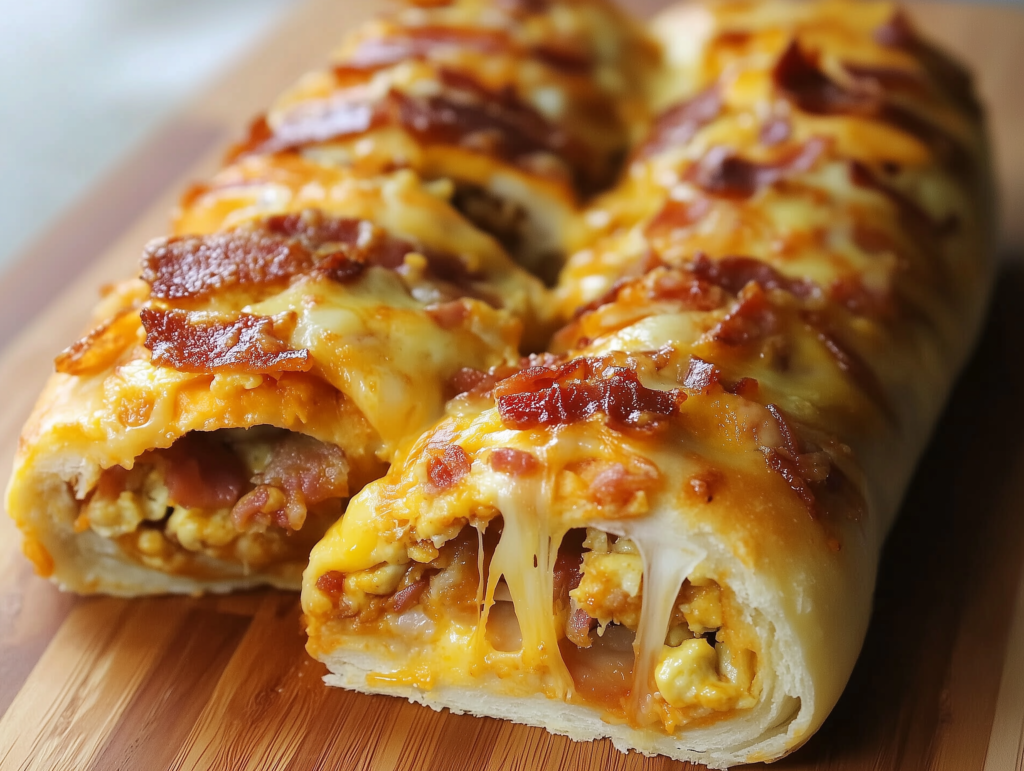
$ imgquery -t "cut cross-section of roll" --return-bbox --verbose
[7,161,546,595]
[7,0,654,596]
[300,0,993,765]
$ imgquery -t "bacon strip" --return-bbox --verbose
[159,433,248,510]
[688,253,817,299]
[234,72,597,187]
[682,357,721,394]
[774,41,968,171]
[634,86,722,159]
[141,308,312,374]
[426,444,472,492]
[688,138,829,198]
[495,360,683,430]
[142,231,314,301]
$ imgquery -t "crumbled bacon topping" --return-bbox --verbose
[635,85,722,159]
[233,67,601,190]
[489,448,540,476]
[644,197,712,238]
[494,358,683,431]
[141,211,469,302]
[688,253,816,300]
[775,41,968,171]
[711,283,780,346]
[141,231,313,301]
[426,444,472,492]
[682,357,721,394]
[140,308,312,374]
[316,570,346,599]
[688,138,829,198]
[387,577,430,614]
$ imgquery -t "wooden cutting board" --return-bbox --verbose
[1,2,1023,769]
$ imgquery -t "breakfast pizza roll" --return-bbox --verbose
[7,158,547,595]
[232,0,660,276]
[300,1,993,765]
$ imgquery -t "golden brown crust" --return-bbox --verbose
[301,0,994,765]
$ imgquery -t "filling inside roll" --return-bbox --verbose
[79,428,349,578]
[310,517,763,732]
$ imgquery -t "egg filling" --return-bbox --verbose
[77,427,349,579]
[309,521,761,733]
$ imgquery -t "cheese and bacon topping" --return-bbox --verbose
[231,0,660,274]
[301,0,989,752]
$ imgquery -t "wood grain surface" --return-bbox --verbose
[1,2,1023,769]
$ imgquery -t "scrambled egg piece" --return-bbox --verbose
[570,529,644,629]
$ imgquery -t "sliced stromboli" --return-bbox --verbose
[232,0,659,276]
[300,1,993,767]
[7,159,548,595]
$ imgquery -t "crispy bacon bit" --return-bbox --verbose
[774,41,877,116]
[682,357,721,394]
[875,10,980,117]
[55,308,139,376]
[263,212,361,244]
[160,433,248,510]
[489,448,540,476]
[764,448,818,516]
[494,359,683,430]
[644,197,711,237]
[426,444,472,492]
[687,470,721,503]
[387,578,430,614]
[688,253,816,299]
[140,308,312,375]
[646,269,726,310]
[688,138,828,198]
[587,459,660,506]
[141,231,313,301]
[635,85,722,159]
[711,284,779,346]
[830,276,894,318]
[775,41,969,171]
[315,251,367,283]
[574,267,724,322]
[842,62,928,93]
[316,570,346,599]
[399,69,590,181]
[140,213,448,301]
[425,300,471,330]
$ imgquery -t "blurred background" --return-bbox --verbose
[0,0,290,270]
[0,0,1019,272]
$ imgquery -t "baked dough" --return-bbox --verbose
[6,0,654,594]
[301,0,993,765]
